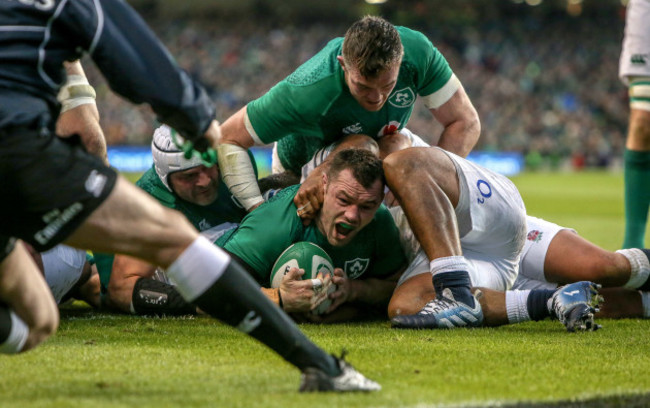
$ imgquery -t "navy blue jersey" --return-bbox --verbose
[0,0,214,139]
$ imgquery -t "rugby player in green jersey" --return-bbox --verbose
[95,125,254,315]
[216,15,480,220]
[217,148,407,319]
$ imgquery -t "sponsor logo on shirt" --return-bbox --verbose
[342,122,363,135]
[388,87,415,108]
[34,202,84,245]
[631,54,648,66]
[344,257,370,279]
[527,229,544,243]
[85,170,107,198]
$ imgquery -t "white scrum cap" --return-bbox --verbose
[152,125,205,191]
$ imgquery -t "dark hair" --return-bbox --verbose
[327,149,384,189]
[341,16,403,78]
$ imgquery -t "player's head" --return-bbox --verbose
[338,16,403,112]
[152,125,220,206]
[317,149,385,247]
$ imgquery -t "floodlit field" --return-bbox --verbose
[2,171,649,408]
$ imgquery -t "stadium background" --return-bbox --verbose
[87,0,628,176]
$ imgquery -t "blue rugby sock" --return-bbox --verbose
[526,289,556,321]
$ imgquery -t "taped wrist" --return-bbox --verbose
[217,143,263,210]
[57,74,96,113]
[131,278,196,316]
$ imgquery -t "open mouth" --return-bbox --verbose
[335,222,355,237]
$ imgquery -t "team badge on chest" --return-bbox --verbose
[344,257,370,279]
[388,87,415,108]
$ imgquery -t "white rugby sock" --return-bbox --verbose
[429,256,469,276]
[505,290,531,324]
[0,311,29,354]
[165,236,230,302]
[617,249,650,289]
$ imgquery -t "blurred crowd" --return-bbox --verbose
[84,6,628,169]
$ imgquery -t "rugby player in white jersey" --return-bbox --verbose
[619,0,650,249]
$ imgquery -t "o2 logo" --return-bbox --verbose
[476,179,492,204]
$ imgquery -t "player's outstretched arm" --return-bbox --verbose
[217,107,264,212]
[428,85,480,158]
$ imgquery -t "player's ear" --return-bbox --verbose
[336,56,346,71]
[322,172,329,192]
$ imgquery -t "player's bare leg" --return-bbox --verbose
[385,147,483,328]
[383,147,461,262]
[595,288,644,318]
[388,273,436,319]
[66,177,379,391]
[0,243,58,353]
[544,230,633,287]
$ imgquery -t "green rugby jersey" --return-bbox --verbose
[216,185,407,286]
[247,26,456,173]
[96,163,253,293]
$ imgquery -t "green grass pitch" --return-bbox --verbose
[2,171,650,407]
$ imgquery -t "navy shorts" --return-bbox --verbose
[0,127,117,252]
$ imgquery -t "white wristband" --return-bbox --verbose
[217,143,263,211]
[57,74,96,113]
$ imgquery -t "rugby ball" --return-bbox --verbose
[270,241,336,315]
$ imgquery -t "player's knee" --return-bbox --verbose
[383,148,423,182]
[378,132,411,159]
[388,294,426,319]
[22,306,59,352]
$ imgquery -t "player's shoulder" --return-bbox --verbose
[136,167,176,207]
[284,38,343,91]
[243,185,301,221]
[397,26,435,52]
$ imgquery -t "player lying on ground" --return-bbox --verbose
[0,0,378,392]
[23,243,100,309]
[216,148,598,331]
[95,125,252,316]
[299,130,650,328]
[215,149,407,320]
[378,134,646,330]
[291,133,596,330]
[619,0,650,250]
[216,15,480,215]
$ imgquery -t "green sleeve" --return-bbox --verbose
[247,41,344,144]
[93,252,115,294]
[219,187,302,284]
[370,206,407,277]
[399,27,453,97]
[247,79,338,144]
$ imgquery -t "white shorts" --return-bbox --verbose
[396,151,527,291]
[42,245,87,304]
[619,0,650,85]
[511,216,576,290]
